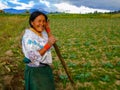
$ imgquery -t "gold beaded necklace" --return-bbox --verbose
[29,28,43,38]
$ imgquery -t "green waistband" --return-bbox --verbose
[23,57,31,63]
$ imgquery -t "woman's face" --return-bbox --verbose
[31,15,46,32]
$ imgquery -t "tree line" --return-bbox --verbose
[0,9,120,14]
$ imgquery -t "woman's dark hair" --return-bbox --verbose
[29,11,48,28]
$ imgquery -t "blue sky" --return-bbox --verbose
[0,0,120,13]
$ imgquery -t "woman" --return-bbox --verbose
[22,11,56,90]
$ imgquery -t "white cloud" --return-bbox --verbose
[39,0,50,7]
[54,3,110,14]
[0,1,9,9]
[8,0,20,5]
[56,0,120,10]
[8,0,35,10]
[37,0,57,12]
[54,3,80,13]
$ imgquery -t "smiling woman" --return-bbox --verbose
[21,11,56,90]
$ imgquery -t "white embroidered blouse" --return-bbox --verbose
[22,28,52,67]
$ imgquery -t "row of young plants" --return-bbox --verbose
[50,17,120,89]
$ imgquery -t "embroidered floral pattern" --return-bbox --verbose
[22,29,52,66]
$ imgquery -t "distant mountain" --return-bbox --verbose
[3,8,49,14]
[3,8,26,14]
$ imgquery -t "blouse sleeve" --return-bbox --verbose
[22,37,43,66]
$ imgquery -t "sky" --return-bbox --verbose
[0,0,120,14]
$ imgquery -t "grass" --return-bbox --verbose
[0,13,120,90]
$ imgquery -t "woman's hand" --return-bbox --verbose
[39,35,56,56]
[48,35,56,46]
[45,20,57,46]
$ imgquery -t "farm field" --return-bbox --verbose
[0,13,120,90]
